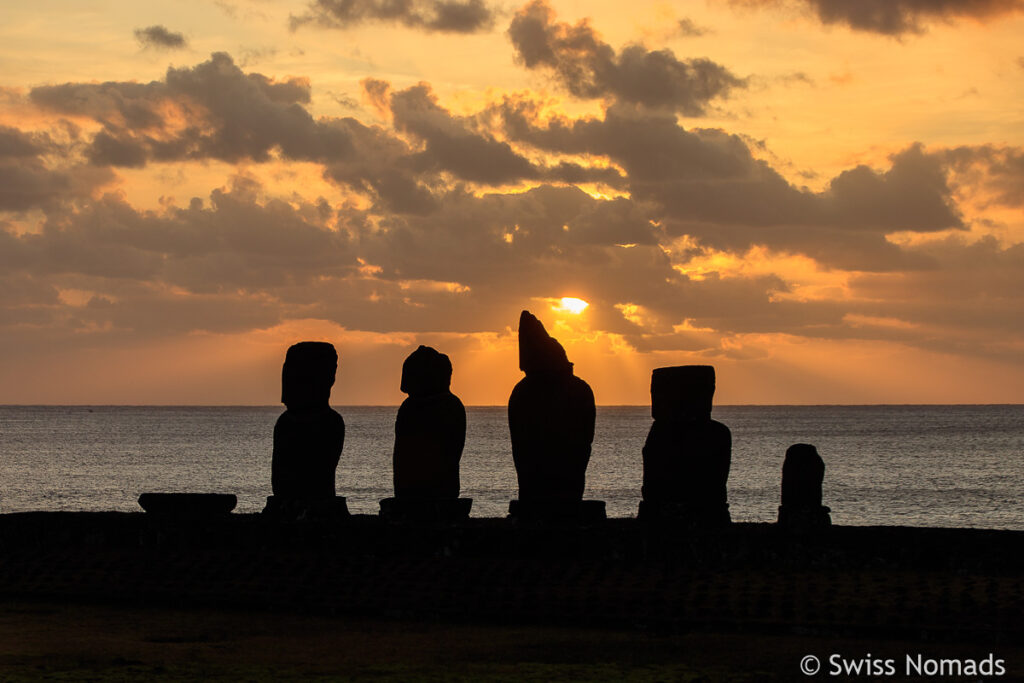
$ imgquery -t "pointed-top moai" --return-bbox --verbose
[269,342,346,511]
[778,443,831,528]
[640,365,732,525]
[391,345,467,501]
[508,310,597,513]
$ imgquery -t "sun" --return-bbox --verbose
[554,297,589,314]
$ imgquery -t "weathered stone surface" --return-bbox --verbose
[640,365,731,525]
[778,443,831,528]
[272,342,345,500]
[509,311,596,502]
[393,346,466,499]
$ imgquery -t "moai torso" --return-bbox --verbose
[641,366,731,512]
[508,311,596,502]
[271,341,345,499]
[393,345,466,499]
[778,443,831,527]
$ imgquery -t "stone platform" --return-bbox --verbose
[1,512,1022,644]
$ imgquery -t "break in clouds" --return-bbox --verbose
[2,2,1023,367]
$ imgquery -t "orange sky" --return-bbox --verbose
[1,0,1023,404]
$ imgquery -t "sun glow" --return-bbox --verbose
[554,297,589,314]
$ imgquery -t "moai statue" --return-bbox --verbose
[507,310,602,522]
[777,443,832,528]
[380,345,472,522]
[639,365,731,525]
[266,341,347,517]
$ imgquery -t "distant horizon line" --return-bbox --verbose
[2,403,1021,408]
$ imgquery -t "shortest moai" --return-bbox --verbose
[381,345,470,522]
[639,365,731,525]
[267,341,347,516]
[777,443,831,528]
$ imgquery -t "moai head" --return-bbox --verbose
[518,310,572,377]
[400,345,453,397]
[650,365,716,421]
[281,341,338,410]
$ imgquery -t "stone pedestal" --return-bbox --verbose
[378,497,472,523]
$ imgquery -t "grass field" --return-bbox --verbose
[3,600,1022,681]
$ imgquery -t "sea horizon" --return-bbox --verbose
[3,404,1022,528]
[3,402,1022,408]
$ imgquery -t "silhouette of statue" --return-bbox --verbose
[266,342,347,517]
[508,310,601,521]
[639,365,731,525]
[393,346,466,498]
[777,443,832,528]
[379,346,472,522]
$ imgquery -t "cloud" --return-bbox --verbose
[30,53,339,166]
[732,0,1024,36]
[676,18,711,37]
[493,100,963,269]
[134,25,188,50]
[941,145,1024,207]
[291,0,496,33]
[0,125,113,211]
[11,53,1024,367]
[384,81,627,188]
[1,176,357,291]
[508,0,744,114]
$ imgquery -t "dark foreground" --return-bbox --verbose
[2,513,1023,680]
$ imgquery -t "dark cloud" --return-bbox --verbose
[31,55,625,213]
[134,25,188,50]
[508,0,744,114]
[31,53,339,165]
[1,177,357,292]
[941,145,1024,207]
[0,126,113,211]
[291,0,496,33]
[11,55,1024,365]
[493,100,962,269]
[385,82,627,188]
[733,0,1024,35]
[676,18,711,37]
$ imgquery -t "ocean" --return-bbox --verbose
[0,405,1021,528]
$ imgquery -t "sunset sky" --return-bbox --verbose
[1,0,1023,405]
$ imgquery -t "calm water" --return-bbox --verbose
[0,405,1021,528]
